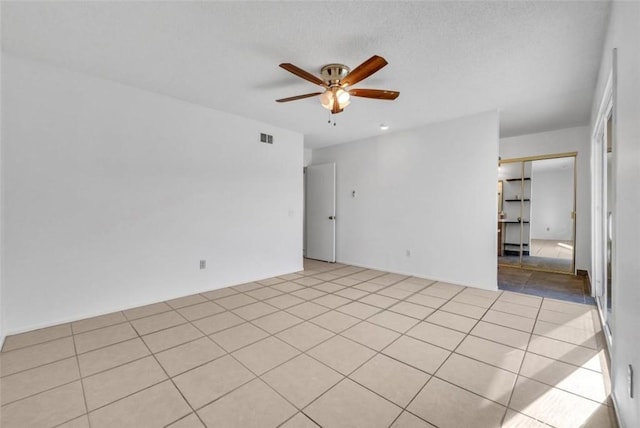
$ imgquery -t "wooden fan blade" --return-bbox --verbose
[341,55,388,86]
[279,63,326,87]
[349,89,400,100]
[276,92,323,103]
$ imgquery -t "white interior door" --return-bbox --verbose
[305,163,336,262]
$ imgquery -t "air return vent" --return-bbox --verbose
[260,133,274,144]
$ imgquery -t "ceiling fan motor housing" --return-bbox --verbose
[321,64,350,86]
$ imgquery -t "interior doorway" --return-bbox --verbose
[498,153,577,274]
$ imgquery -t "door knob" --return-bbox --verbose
[329,216,335,220]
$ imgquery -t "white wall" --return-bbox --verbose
[591,2,640,426]
[312,111,499,290]
[500,126,590,273]
[530,165,574,240]
[1,54,303,336]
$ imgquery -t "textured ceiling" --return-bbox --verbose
[1,1,611,148]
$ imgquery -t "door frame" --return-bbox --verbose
[498,152,578,274]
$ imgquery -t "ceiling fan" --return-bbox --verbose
[276,55,399,114]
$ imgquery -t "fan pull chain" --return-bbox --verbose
[328,112,337,127]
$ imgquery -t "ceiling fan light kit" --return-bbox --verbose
[276,55,399,116]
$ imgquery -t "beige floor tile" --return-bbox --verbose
[279,273,305,281]
[451,292,496,309]
[311,272,342,282]
[246,287,283,300]
[498,292,542,308]
[359,293,399,309]
[273,282,306,293]
[378,287,414,300]
[458,287,501,299]
[509,376,612,428]
[166,413,205,428]
[369,273,408,286]
[257,276,287,286]
[88,381,191,428]
[71,312,127,334]
[191,311,244,335]
[533,320,600,349]
[155,337,226,377]
[311,309,362,333]
[251,311,303,334]
[130,311,187,336]
[407,377,506,428]
[502,409,549,428]
[436,353,517,405]
[401,276,436,288]
[470,321,531,350]
[215,293,258,309]
[293,276,325,287]
[541,299,592,315]
[368,311,420,333]
[354,282,387,292]
[491,301,539,319]
[349,270,386,281]
[406,322,466,350]
[232,282,263,292]
[305,378,402,428]
[2,324,72,352]
[173,355,254,408]
[390,301,435,320]
[382,336,450,374]
[276,322,335,351]
[201,287,238,300]
[78,338,150,377]
[406,293,448,309]
[142,323,203,353]
[233,336,300,375]
[177,301,225,321]
[419,285,461,300]
[210,323,269,352]
[351,354,430,407]
[197,378,296,428]
[426,310,477,333]
[279,412,321,427]
[83,356,167,410]
[342,321,400,351]
[75,323,138,354]
[440,301,487,319]
[58,415,91,428]
[312,293,351,309]
[232,301,279,320]
[390,411,436,427]
[1,357,80,405]
[166,294,207,309]
[308,335,376,375]
[314,282,346,293]
[123,302,172,320]
[519,353,607,402]
[0,336,75,376]
[456,335,525,373]
[482,310,535,333]
[537,308,601,332]
[336,287,370,300]
[332,276,363,286]
[262,354,343,408]
[292,288,327,301]
[286,301,331,320]
[527,334,603,372]
[265,293,305,309]
[0,381,86,428]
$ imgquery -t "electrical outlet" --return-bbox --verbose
[629,364,634,398]
[200,260,206,270]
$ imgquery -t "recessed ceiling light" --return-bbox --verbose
[379,124,389,130]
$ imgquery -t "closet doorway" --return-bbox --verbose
[498,153,576,274]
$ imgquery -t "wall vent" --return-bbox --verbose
[260,133,274,144]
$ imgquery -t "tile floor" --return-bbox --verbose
[0,260,616,428]
[498,266,595,305]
